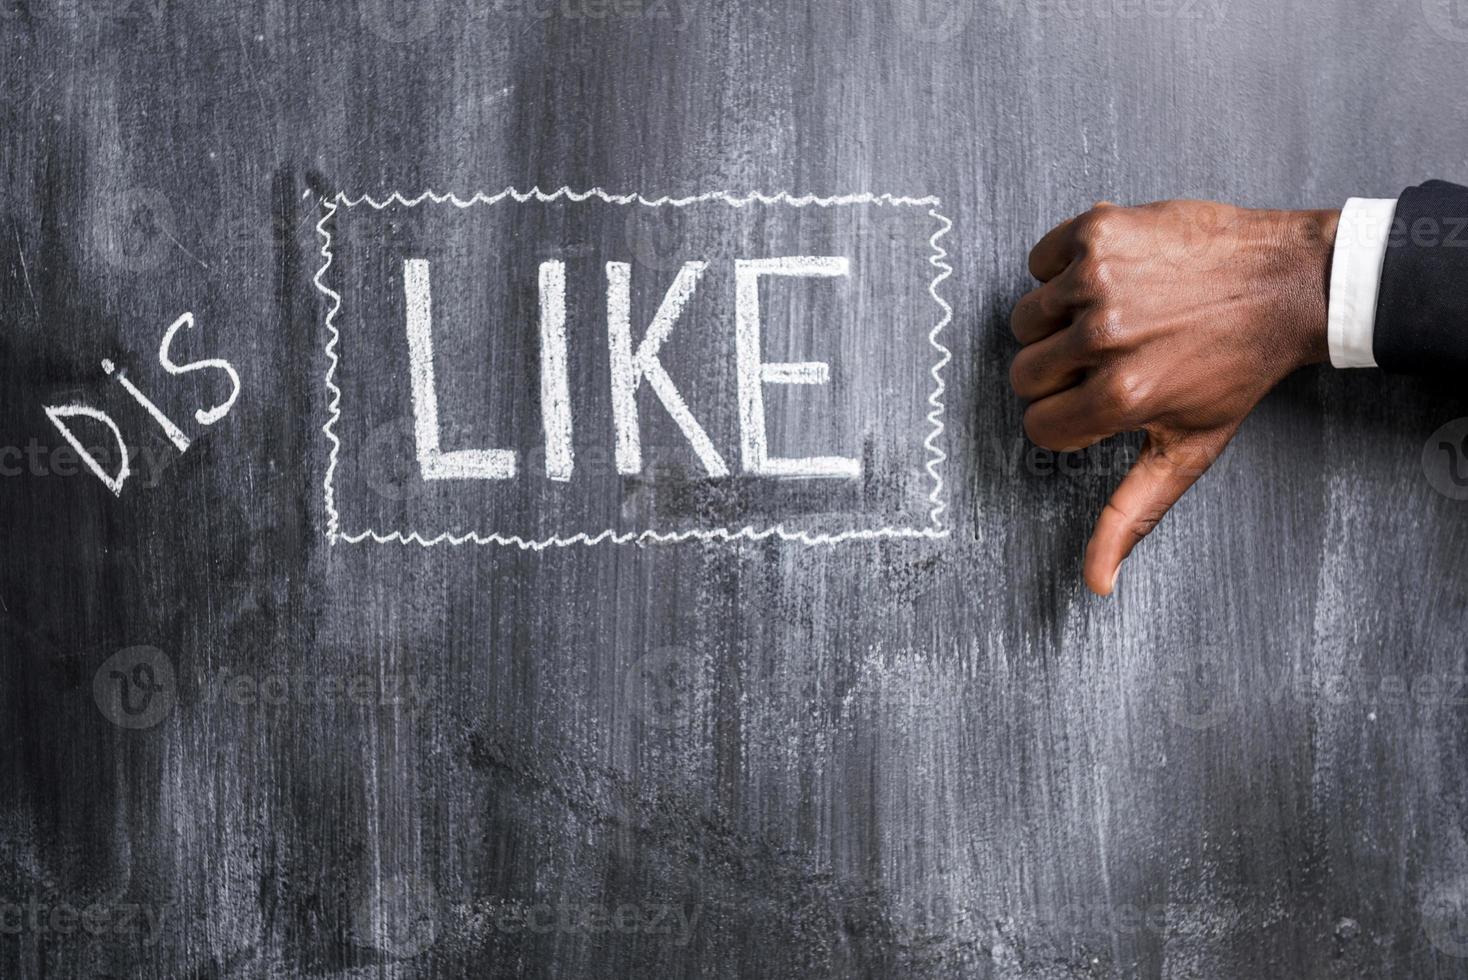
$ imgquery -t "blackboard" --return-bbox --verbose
[3,1,1468,977]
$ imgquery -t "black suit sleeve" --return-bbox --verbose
[1373,180,1468,374]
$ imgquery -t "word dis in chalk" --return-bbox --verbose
[43,312,241,496]
[403,256,860,484]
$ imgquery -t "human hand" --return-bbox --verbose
[1010,200,1339,595]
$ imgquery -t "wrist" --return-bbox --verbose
[1276,207,1338,369]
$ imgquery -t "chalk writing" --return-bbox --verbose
[42,312,240,496]
[317,187,952,546]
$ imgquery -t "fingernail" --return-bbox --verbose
[1108,567,1121,594]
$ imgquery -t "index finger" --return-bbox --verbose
[1027,213,1083,282]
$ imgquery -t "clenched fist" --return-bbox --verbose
[1010,200,1340,595]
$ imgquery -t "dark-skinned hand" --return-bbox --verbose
[1010,200,1339,595]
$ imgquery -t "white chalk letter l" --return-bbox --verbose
[403,258,517,480]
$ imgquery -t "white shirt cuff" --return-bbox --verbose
[1327,197,1396,368]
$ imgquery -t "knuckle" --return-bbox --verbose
[1074,207,1118,246]
[1072,210,1099,244]
[1021,406,1053,448]
[1077,308,1124,353]
[1102,370,1148,419]
[1070,257,1115,302]
[1009,290,1040,337]
[1008,354,1027,394]
[1128,513,1164,541]
[1036,285,1063,319]
[1102,500,1158,543]
[1007,301,1027,339]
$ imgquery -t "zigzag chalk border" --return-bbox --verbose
[313,187,954,549]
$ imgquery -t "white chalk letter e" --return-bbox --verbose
[734,257,859,478]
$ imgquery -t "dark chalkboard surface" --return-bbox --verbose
[3,1,1468,977]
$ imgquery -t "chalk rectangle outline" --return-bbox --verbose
[313,186,954,549]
